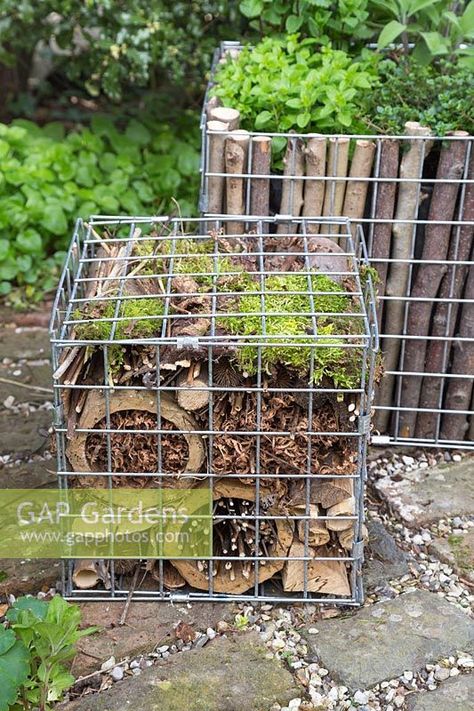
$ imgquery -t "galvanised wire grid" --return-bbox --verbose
[200,41,474,450]
[50,215,378,603]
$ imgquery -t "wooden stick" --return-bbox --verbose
[208,106,240,130]
[375,122,433,434]
[399,132,469,438]
[302,136,327,234]
[322,137,350,237]
[371,139,400,330]
[225,130,250,235]
[277,136,305,234]
[250,135,272,216]
[207,119,229,215]
[342,139,376,236]
[119,564,141,625]
[417,149,474,439]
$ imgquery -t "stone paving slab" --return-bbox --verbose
[0,410,52,456]
[406,674,474,710]
[0,327,51,361]
[0,558,61,596]
[0,362,53,404]
[303,590,474,690]
[0,459,56,489]
[375,460,474,526]
[72,601,235,677]
[429,531,474,584]
[364,520,411,590]
[66,634,298,711]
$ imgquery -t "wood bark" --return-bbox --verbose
[277,136,305,234]
[282,541,350,595]
[322,137,350,237]
[440,253,474,441]
[416,147,474,440]
[371,139,400,330]
[205,94,221,119]
[176,362,210,411]
[341,139,376,237]
[207,119,229,215]
[302,136,327,234]
[398,132,469,438]
[375,123,433,434]
[250,135,272,216]
[208,106,240,130]
[225,130,250,235]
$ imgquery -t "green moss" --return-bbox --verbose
[448,534,473,574]
[74,296,164,341]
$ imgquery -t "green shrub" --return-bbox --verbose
[211,35,379,134]
[0,114,199,300]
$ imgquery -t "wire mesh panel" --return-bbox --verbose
[50,215,377,603]
[200,41,474,450]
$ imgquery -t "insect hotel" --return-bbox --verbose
[50,214,378,603]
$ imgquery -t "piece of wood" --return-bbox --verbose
[72,560,101,589]
[176,363,209,411]
[440,256,474,441]
[341,139,376,237]
[302,136,327,234]
[416,148,474,439]
[316,477,353,510]
[375,123,433,434]
[338,523,368,551]
[322,137,350,237]
[250,135,271,216]
[207,119,229,215]
[296,505,330,547]
[282,541,350,596]
[208,106,240,130]
[146,560,186,589]
[225,130,250,235]
[399,132,469,438]
[277,136,305,234]
[66,389,205,487]
[205,94,221,119]
[371,139,400,330]
[325,496,355,531]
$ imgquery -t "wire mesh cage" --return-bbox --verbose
[50,215,378,604]
[200,41,474,450]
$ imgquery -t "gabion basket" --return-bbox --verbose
[50,215,378,604]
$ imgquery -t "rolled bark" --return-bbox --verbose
[371,139,400,330]
[399,132,469,438]
[250,135,272,216]
[208,106,240,130]
[72,560,101,589]
[302,136,327,234]
[225,130,250,235]
[322,137,350,237]
[282,541,350,596]
[207,119,229,215]
[375,123,433,434]
[277,136,305,234]
[416,147,474,440]
[341,139,376,237]
[440,257,474,441]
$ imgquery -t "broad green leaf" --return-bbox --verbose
[7,596,48,623]
[0,627,16,655]
[16,229,43,254]
[40,205,68,236]
[407,0,439,16]
[377,20,407,49]
[460,0,474,35]
[0,281,11,295]
[239,0,263,18]
[125,119,151,146]
[43,122,65,141]
[0,628,30,711]
[296,112,311,128]
[286,15,303,33]
[0,239,9,260]
[420,31,449,55]
[255,110,273,129]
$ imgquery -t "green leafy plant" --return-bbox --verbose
[1,595,97,711]
[239,0,373,49]
[372,0,474,66]
[0,114,199,301]
[360,58,474,134]
[211,35,379,133]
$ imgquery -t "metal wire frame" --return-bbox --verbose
[199,41,474,450]
[50,215,378,604]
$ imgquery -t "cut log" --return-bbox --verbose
[416,149,474,439]
[302,136,327,234]
[207,119,229,215]
[338,523,368,551]
[375,123,433,434]
[282,541,350,596]
[296,505,330,547]
[208,106,240,130]
[205,94,221,119]
[371,139,400,330]
[325,496,356,531]
[440,254,474,441]
[72,560,101,589]
[176,362,209,412]
[341,139,376,236]
[316,477,353,510]
[250,135,272,216]
[225,130,250,235]
[399,132,469,438]
[66,389,205,488]
[146,560,186,589]
[277,136,305,234]
[322,137,350,237]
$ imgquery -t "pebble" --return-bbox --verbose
[412,534,424,546]
[402,455,415,466]
[206,627,216,640]
[457,656,474,669]
[100,656,116,672]
[110,666,124,681]
[194,634,209,649]
[307,627,319,634]
[130,659,140,669]
[288,699,301,710]
[452,454,462,462]
[353,690,369,705]
[434,666,450,681]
